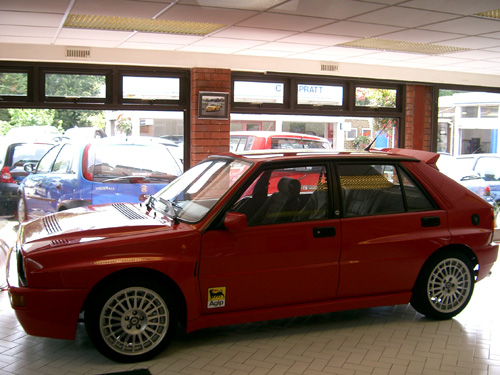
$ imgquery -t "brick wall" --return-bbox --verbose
[190,68,231,166]
[405,84,433,151]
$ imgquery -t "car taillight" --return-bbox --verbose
[82,143,93,181]
[1,166,15,183]
[485,185,491,196]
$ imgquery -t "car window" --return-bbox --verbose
[339,163,434,217]
[36,145,61,174]
[231,164,329,225]
[270,138,328,149]
[230,136,254,152]
[87,143,182,182]
[51,144,75,174]
[474,157,500,181]
[10,143,52,168]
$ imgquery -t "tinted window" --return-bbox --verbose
[270,138,329,149]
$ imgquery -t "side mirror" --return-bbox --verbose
[224,212,247,231]
[23,162,36,173]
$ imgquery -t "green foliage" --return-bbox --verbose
[45,73,105,98]
[0,72,27,96]
[355,88,396,108]
[353,135,371,149]
[116,116,132,135]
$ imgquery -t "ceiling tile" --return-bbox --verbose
[270,0,386,19]
[212,26,294,41]
[0,11,64,27]
[312,21,403,38]
[436,36,500,49]
[178,0,287,11]
[250,41,323,53]
[0,35,53,44]
[422,16,500,35]
[0,25,58,38]
[58,28,133,41]
[378,29,464,43]
[278,33,356,46]
[54,37,121,47]
[71,0,169,18]
[190,37,265,49]
[350,7,458,28]
[119,41,182,50]
[159,4,256,24]
[0,0,70,13]
[237,12,333,32]
[127,32,203,43]
[403,0,500,16]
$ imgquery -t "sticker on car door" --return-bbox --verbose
[208,287,226,308]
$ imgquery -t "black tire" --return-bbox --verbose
[17,196,27,224]
[410,251,475,320]
[85,277,178,363]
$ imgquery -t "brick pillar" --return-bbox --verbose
[405,84,433,151]
[190,68,231,167]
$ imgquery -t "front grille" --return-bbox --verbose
[42,214,62,234]
[112,203,147,220]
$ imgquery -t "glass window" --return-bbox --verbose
[399,168,434,211]
[297,84,343,106]
[45,73,106,98]
[461,106,478,118]
[339,163,405,217]
[36,145,61,174]
[51,144,74,174]
[480,106,498,118]
[355,87,397,108]
[230,135,254,152]
[270,137,330,149]
[231,165,329,225]
[10,143,53,168]
[123,76,180,100]
[0,72,27,96]
[234,81,284,104]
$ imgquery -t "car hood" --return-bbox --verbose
[20,202,171,252]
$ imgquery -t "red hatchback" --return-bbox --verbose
[7,148,498,362]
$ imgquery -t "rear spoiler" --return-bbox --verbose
[380,148,440,168]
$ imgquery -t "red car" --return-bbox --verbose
[7,148,498,363]
[230,131,331,152]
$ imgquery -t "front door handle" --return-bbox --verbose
[314,226,336,238]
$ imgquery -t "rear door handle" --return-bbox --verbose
[313,227,336,238]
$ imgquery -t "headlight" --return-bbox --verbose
[7,244,27,287]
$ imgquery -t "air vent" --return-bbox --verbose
[320,62,339,72]
[65,47,91,59]
[43,214,62,234]
[112,203,147,220]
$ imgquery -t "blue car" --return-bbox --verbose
[17,137,183,223]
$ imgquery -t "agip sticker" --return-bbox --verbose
[207,287,226,308]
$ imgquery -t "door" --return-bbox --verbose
[199,163,342,313]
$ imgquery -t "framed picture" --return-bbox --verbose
[198,91,229,119]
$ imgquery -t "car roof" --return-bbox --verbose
[210,148,439,166]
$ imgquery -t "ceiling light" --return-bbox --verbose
[64,14,225,35]
[338,38,469,55]
[474,9,500,19]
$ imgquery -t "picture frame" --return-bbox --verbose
[198,91,229,119]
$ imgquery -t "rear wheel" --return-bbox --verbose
[85,278,178,362]
[411,251,475,320]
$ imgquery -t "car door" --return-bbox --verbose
[199,163,341,313]
[337,162,450,298]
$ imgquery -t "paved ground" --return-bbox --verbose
[0,219,499,375]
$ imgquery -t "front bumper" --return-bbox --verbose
[7,246,88,340]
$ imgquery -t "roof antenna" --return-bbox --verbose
[364,122,391,152]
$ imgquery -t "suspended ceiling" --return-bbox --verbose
[2,0,500,87]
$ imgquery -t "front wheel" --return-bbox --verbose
[85,278,178,362]
[410,251,475,320]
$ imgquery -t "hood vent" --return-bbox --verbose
[43,214,62,234]
[112,203,147,220]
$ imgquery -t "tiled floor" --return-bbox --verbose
[0,219,499,375]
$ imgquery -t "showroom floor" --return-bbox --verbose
[0,220,499,375]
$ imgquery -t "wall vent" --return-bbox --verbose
[65,47,91,59]
[320,62,339,72]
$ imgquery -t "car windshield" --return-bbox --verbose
[87,143,182,182]
[151,157,252,223]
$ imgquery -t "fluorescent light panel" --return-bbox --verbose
[64,14,225,35]
[338,38,469,55]
[474,9,500,20]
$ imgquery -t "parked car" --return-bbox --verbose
[7,148,498,362]
[230,131,331,152]
[0,140,53,216]
[64,126,107,140]
[17,137,183,223]
[455,154,500,202]
[6,125,60,141]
